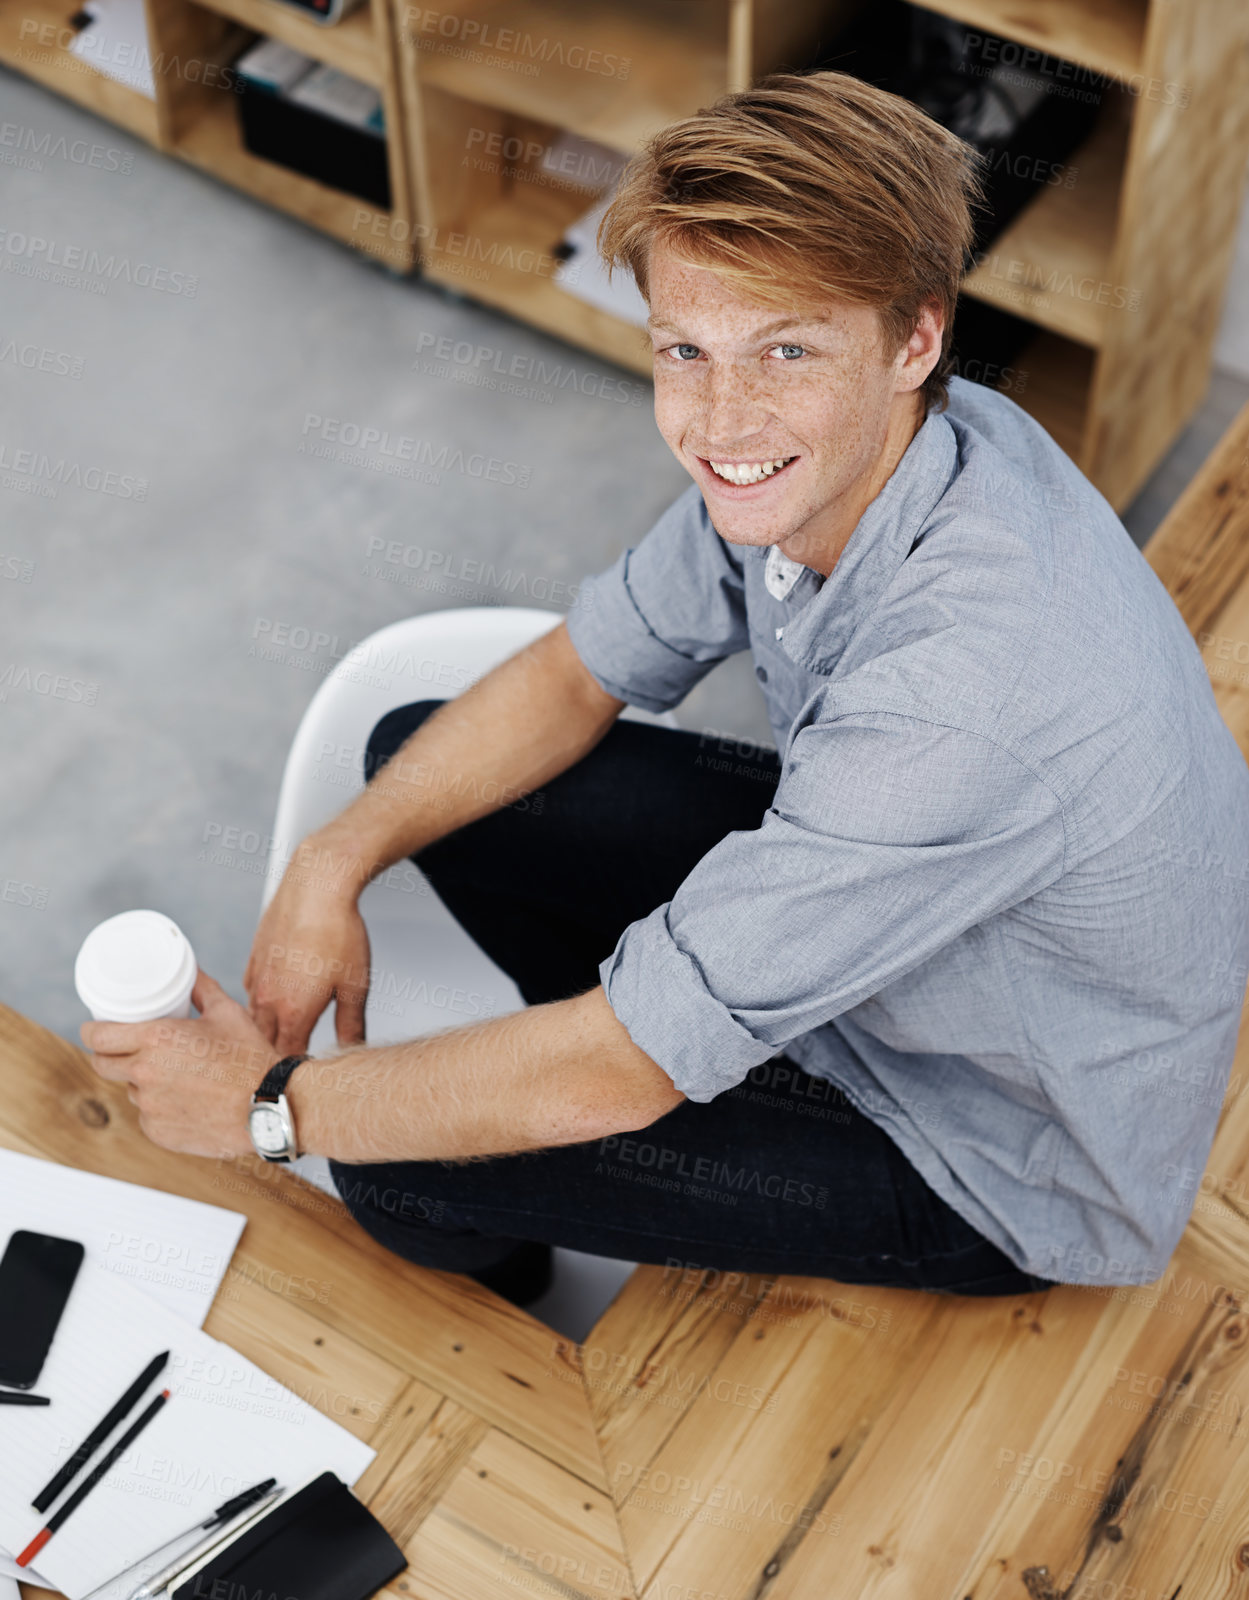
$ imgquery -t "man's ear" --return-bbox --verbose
[897,297,945,394]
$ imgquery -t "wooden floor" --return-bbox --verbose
[8,402,1249,1600]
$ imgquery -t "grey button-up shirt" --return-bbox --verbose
[565,376,1249,1287]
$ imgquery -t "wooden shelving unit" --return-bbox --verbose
[187,0,384,85]
[3,0,1248,504]
[961,92,1131,350]
[0,0,416,268]
[396,0,856,379]
[147,0,415,267]
[413,0,733,156]
[919,0,1148,83]
[0,0,163,144]
[398,0,1249,511]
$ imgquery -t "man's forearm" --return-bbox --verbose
[287,986,685,1163]
[313,621,624,894]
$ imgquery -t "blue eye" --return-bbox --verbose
[773,344,805,359]
[671,344,700,361]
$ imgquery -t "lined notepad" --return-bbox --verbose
[0,1261,374,1599]
[0,1149,245,1326]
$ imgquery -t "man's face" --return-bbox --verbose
[647,241,933,568]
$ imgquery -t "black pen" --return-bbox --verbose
[31,1349,169,1512]
[0,1392,50,1405]
[19,1388,171,1567]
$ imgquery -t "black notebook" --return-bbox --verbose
[171,1472,406,1600]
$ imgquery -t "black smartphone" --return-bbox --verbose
[0,1230,84,1389]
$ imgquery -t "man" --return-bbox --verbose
[85,71,1249,1307]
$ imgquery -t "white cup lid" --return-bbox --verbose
[75,910,197,1020]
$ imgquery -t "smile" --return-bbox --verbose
[702,454,799,487]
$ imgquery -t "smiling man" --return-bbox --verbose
[85,71,1249,1308]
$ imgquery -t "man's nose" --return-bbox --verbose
[698,364,772,443]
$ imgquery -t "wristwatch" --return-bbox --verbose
[248,1054,309,1163]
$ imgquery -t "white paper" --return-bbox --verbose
[555,190,648,326]
[68,0,156,98]
[0,1262,374,1599]
[0,1554,40,1584]
[288,64,383,132]
[0,1149,246,1327]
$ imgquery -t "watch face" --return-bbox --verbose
[249,1105,288,1154]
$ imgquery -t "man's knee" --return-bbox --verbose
[364,699,446,783]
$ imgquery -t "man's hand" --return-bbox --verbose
[81,971,280,1158]
[244,832,373,1056]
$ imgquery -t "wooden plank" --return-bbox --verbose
[365,1393,492,1549]
[408,0,728,157]
[0,1005,608,1490]
[1201,555,1249,770]
[144,0,242,148]
[403,1428,635,1600]
[202,1266,412,1442]
[1143,399,1249,644]
[373,0,418,268]
[622,1279,937,1596]
[962,1218,1249,1600]
[755,1286,1160,1599]
[582,1263,776,1482]
[356,1374,446,1500]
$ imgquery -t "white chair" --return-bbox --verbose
[260,606,676,1338]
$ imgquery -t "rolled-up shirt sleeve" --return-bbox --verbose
[600,711,1069,1101]
[565,484,749,712]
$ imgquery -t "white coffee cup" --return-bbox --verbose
[75,910,198,1023]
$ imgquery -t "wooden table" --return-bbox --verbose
[10,404,1249,1600]
[0,1003,631,1600]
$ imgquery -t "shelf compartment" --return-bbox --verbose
[960,89,1132,349]
[0,0,163,145]
[187,0,383,86]
[172,84,411,266]
[407,0,729,156]
[917,0,1147,84]
[415,88,650,369]
[999,329,1094,461]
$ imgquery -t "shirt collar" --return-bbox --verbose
[763,543,807,601]
[776,408,959,676]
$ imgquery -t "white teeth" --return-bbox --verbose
[708,455,795,485]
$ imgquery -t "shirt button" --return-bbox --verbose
[756,665,768,683]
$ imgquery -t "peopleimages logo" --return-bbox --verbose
[0,230,197,295]
[0,444,148,500]
[299,414,531,488]
[0,121,134,173]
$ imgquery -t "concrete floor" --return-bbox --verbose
[2,65,1246,1338]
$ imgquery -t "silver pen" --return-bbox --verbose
[126,1484,284,1600]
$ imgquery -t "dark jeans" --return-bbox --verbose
[328,701,1057,1298]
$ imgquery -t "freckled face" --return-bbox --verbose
[647,243,915,566]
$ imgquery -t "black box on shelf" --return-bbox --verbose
[235,45,391,211]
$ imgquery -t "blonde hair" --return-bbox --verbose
[597,69,985,412]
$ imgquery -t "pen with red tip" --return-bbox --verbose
[17,1388,171,1568]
